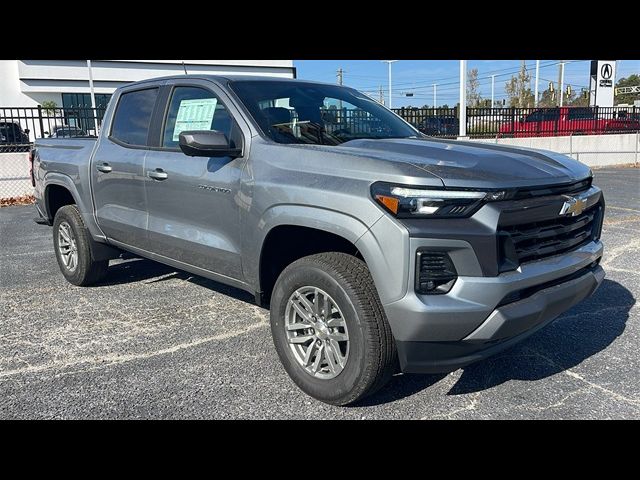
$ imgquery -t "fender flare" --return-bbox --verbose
[43,172,106,241]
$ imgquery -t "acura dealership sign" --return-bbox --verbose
[590,60,617,107]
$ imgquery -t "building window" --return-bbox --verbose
[61,93,112,134]
[61,93,112,109]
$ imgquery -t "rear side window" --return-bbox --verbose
[111,88,159,146]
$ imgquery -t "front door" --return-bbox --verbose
[92,87,159,248]
[143,85,245,279]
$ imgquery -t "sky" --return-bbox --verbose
[294,60,640,108]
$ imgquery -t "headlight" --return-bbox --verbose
[371,182,506,218]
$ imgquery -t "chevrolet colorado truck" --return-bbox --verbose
[31,75,606,405]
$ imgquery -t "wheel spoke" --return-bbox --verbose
[328,332,348,342]
[324,342,337,374]
[322,294,330,317]
[59,226,70,243]
[311,344,324,373]
[302,342,316,366]
[313,288,321,314]
[326,317,345,328]
[296,292,315,313]
[289,334,314,344]
[290,301,312,322]
[286,322,310,331]
[329,339,345,368]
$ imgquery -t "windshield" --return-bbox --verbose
[229,80,418,145]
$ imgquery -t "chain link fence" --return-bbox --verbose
[0,151,33,202]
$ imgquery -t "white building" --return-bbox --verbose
[0,60,296,108]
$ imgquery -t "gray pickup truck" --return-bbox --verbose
[31,75,605,405]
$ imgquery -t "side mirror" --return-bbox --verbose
[178,130,242,158]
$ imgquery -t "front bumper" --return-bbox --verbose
[384,240,604,373]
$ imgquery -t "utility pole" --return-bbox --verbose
[559,61,566,107]
[433,84,437,108]
[459,60,467,137]
[378,85,384,105]
[557,60,563,106]
[491,75,495,108]
[382,60,397,109]
[337,68,344,110]
[534,59,540,106]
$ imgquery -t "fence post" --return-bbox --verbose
[569,133,573,158]
[636,130,639,167]
[37,105,45,141]
[511,107,515,135]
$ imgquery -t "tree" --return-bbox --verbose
[567,89,589,107]
[41,100,57,116]
[537,88,556,107]
[505,63,535,108]
[466,68,482,107]
[615,74,640,105]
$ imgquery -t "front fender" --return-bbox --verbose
[246,204,409,305]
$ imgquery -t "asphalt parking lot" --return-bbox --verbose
[1,167,639,419]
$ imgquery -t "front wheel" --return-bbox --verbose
[270,252,397,406]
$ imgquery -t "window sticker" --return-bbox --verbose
[172,98,218,141]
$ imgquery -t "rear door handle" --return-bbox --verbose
[96,163,112,173]
[148,168,168,181]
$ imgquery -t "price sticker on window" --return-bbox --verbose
[172,98,218,141]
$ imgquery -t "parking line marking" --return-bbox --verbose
[0,316,268,380]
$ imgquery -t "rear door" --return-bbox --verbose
[142,81,247,279]
[92,86,160,247]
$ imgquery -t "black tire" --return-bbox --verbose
[52,205,109,286]
[270,252,396,406]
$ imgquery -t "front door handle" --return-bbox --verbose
[148,168,168,181]
[96,163,112,173]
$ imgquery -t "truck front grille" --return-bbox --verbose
[500,205,602,264]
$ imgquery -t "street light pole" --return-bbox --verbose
[87,60,98,134]
[433,84,437,108]
[459,60,467,137]
[382,60,397,109]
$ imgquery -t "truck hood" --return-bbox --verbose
[335,137,592,189]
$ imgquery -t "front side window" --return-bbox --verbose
[229,80,417,145]
[110,88,159,146]
[162,86,233,148]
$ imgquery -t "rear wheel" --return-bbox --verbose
[53,205,109,286]
[270,252,396,406]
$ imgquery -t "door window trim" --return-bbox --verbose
[154,83,241,153]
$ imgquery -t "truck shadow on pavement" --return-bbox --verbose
[95,257,256,302]
[361,279,634,406]
[96,260,633,407]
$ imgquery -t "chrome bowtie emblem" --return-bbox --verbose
[559,195,587,216]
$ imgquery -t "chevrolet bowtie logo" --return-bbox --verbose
[559,195,587,216]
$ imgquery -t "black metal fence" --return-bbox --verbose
[2,105,639,151]
[466,106,640,138]
[393,107,459,137]
[0,106,105,152]
[393,106,640,138]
